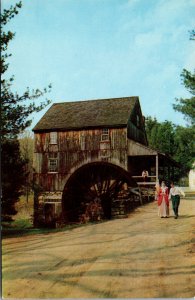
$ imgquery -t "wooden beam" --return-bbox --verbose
[132,175,156,179]
[137,182,157,185]
[156,155,159,181]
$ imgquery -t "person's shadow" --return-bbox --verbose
[174,215,195,219]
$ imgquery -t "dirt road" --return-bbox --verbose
[2,199,195,298]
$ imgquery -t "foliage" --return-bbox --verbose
[1,139,26,217]
[145,117,176,156]
[1,1,52,139]
[19,131,34,163]
[145,117,194,178]
[173,70,195,126]
[173,29,195,126]
[173,126,195,174]
[19,131,34,201]
[0,2,52,217]
[189,29,195,40]
[145,28,194,179]
[0,2,22,74]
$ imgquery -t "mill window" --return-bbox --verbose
[50,132,58,144]
[48,152,58,172]
[101,128,109,141]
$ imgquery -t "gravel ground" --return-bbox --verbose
[2,199,195,298]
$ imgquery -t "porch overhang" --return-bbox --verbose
[127,140,181,184]
[128,140,180,167]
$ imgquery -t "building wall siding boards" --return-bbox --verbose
[33,127,129,191]
[32,97,154,226]
[34,127,128,165]
[127,100,148,145]
[127,121,147,145]
[33,98,144,192]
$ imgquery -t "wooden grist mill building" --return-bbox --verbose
[33,97,178,227]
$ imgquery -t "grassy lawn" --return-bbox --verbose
[1,193,99,238]
[2,216,89,239]
[2,194,35,237]
[2,220,86,238]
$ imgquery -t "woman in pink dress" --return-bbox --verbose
[157,181,169,218]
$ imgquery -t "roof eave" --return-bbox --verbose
[32,123,128,133]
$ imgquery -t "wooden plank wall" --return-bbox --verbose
[33,127,128,191]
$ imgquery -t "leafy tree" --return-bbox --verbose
[145,117,194,179]
[1,1,51,138]
[1,140,26,218]
[173,70,195,125]
[173,29,195,126]
[19,131,34,202]
[1,2,51,217]
[174,126,195,175]
[145,116,158,148]
[189,29,195,40]
[145,117,176,156]
[146,29,195,180]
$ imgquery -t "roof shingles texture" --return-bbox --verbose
[33,97,138,131]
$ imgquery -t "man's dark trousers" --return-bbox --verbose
[171,195,180,217]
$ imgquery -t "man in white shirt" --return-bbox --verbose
[169,182,185,219]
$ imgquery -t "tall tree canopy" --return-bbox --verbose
[145,117,194,179]
[1,2,51,218]
[145,118,176,156]
[1,1,51,139]
[19,131,34,202]
[1,140,26,217]
[173,29,195,126]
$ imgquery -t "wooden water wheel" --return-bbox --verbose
[62,162,140,223]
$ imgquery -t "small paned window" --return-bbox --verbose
[101,128,109,141]
[50,132,57,144]
[48,152,58,172]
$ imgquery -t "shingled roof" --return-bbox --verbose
[33,97,139,131]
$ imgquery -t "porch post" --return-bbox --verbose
[156,154,159,181]
[163,157,165,179]
[168,164,170,181]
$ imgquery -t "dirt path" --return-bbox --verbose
[2,199,195,298]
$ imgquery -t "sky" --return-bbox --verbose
[2,0,195,129]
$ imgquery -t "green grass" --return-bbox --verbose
[2,192,107,239]
[2,193,102,238]
[2,218,32,229]
[1,220,100,239]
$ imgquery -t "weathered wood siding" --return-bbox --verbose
[128,140,156,156]
[33,127,128,191]
[127,122,147,145]
[127,101,147,145]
